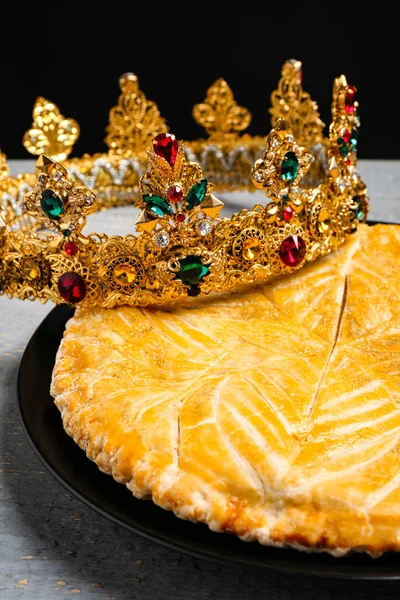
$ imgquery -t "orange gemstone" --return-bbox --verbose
[242,238,262,261]
[113,264,137,285]
[24,259,40,281]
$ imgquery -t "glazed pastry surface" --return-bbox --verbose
[52,224,400,555]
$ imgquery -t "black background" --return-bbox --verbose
[0,25,396,159]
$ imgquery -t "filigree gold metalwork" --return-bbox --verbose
[23,156,96,235]
[105,73,167,155]
[0,62,368,308]
[193,78,252,140]
[2,60,358,213]
[269,59,325,149]
[23,97,79,161]
[188,78,261,191]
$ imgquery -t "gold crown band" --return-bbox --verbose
[1,59,332,215]
[0,60,368,308]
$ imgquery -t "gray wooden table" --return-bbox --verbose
[1,160,400,599]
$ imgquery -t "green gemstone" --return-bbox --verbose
[177,255,209,286]
[350,128,358,152]
[186,179,208,210]
[280,152,299,182]
[143,194,173,217]
[353,196,364,221]
[337,138,349,157]
[40,189,64,220]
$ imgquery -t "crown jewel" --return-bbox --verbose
[0,60,368,308]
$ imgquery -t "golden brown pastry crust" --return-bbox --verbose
[51,224,400,556]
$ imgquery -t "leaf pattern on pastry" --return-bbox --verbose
[51,224,400,555]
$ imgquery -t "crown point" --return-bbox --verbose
[119,72,138,91]
[153,133,178,167]
[215,77,229,89]
[193,78,251,137]
[283,59,303,81]
[34,96,55,113]
[286,58,302,69]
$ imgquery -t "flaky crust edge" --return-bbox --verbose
[51,325,400,559]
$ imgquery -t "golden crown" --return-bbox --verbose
[0,59,368,308]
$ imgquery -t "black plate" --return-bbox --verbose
[17,227,400,580]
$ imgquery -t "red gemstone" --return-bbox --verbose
[298,68,303,82]
[58,272,86,304]
[345,85,357,113]
[346,158,351,166]
[177,213,186,222]
[283,206,294,221]
[279,235,306,267]
[167,184,183,203]
[343,129,351,144]
[64,241,78,256]
[153,133,178,167]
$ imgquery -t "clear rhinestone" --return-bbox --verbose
[338,179,346,193]
[270,138,279,148]
[253,171,264,183]
[153,231,169,248]
[287,134,294,143]
[37,174,46,184]
[69,224,76,231]
[85,195,94,205]
[197,220,212,236]
[53,171,64,181]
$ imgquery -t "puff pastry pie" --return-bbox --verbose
[51,224,400,556]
